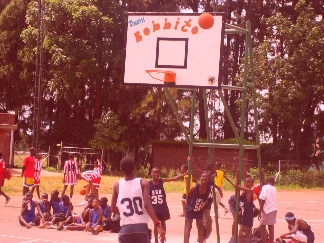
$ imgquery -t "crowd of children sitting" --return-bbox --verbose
[19,190,120,235]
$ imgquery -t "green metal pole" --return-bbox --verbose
[233,21,250,243]
[203,90,213,163]
[183,89,196,242]
[203,90,220,243]
[247,24,263,182]
[165,88,192,143]
[218,89,242,145]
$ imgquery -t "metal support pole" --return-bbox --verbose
[203,90,220,243]
[247,23,263,184]
[183,90,196,242]
[165,88,192,143]
[233,21,250,243]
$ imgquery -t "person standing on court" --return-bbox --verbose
[61,154,79,198]
[0,152,11,204]
[233,169,254,243]
[258,177,277,243]
[111,156,165,243]
[21,147,36,197]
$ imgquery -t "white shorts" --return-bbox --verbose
[291,230,307,242]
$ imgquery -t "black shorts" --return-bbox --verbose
[155,211,171,221]
[186,210,204,220]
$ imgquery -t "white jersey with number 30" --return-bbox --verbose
[117,178,150,226]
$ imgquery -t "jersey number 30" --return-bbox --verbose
[121,197,144,217]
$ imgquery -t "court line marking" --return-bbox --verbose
[278,219,324,222]
[0,235,67,243]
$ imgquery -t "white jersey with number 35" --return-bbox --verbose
[117,178,150,226]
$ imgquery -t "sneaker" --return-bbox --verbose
[5,197,11,205]
[78,200,88,206]
[29,222,35,226]
[46,224,57,229]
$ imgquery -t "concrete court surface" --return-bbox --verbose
[0,190,323,243]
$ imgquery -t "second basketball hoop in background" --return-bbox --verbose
[146,70,176,85]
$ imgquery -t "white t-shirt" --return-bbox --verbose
[259,184,277,214]
[117,178,150,226]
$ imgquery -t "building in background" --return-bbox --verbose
[0,113,17,167]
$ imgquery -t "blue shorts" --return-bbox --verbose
[118,223,150,243]
[228,195,236,214]
[185,210,204,220]
[19,215,35,225]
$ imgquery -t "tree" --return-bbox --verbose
[253,0,324,163]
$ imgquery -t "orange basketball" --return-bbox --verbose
[253,193,258,201]
[198,12,214,29]
[80,187,86,196]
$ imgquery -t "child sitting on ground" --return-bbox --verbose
[150,167,187,243]
[59,198,103,235]
[58,198,94,231]
[38,193,51,228]
[50,190,61,215]
[19,191,42,228]
[99,197,110,228]
[86,198,104,235]
[47,194,73,229]
[184,172,210,243]
[77,197,94,225]
[100,197,120,233]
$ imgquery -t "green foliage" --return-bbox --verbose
[43,166,57,172]
[89,112,127,152]
[252,0,324,163]
[247,167,324,188]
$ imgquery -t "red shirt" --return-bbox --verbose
[23,155,35,178]
[0,159,5,179]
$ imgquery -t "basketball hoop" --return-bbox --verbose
[145,70,176,85]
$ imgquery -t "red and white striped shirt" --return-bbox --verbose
[34,159,42,182]
[81,166,102,184]
[63,160,79,185]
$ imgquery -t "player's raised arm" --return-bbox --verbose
[162,172,187,183]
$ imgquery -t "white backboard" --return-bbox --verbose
[124,13,225,89]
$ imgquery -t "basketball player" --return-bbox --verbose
[111,156,165,243]
[61,154,79,198]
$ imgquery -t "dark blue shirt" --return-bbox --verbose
[186,184,210,215]
[240,192,254,227]
[149,179,169,214]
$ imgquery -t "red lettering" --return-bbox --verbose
[191,26,198,35]
[152,21,160,32]
[134,31,142,43]
[181,19,192,32]
[143,27,150,35]
[174,18,180,30]
[163,18,171,30]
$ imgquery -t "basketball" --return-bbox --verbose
[253,193,258,201]
[198,12,214,29]
[80,187,86,196]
